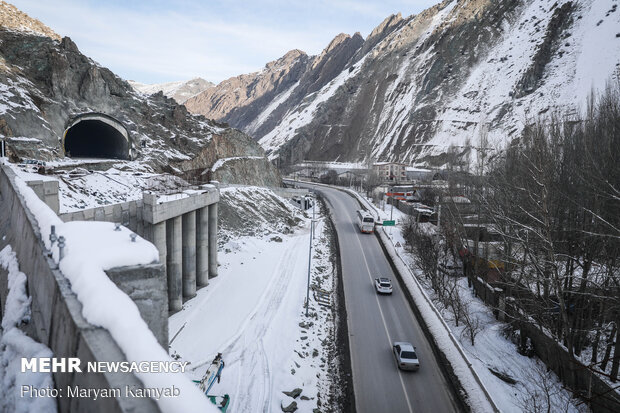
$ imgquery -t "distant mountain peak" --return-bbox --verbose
[283,49,307,59]
[129,77,214,104]
[325,33,352,53]
[368,12,404,41]
[265,49,307,71]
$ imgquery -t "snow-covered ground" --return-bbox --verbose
[0,245,56,413]
[169,189,341,412]
[7,161,191,213]
[357,191,585,413]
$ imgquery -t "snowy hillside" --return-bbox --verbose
[426,0,620,156]
[268,0,620,166]
[168,188,346,412]
[186,0,620,167]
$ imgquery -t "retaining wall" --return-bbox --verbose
[27,179,60,214]
[0,165,159,413]
[60,186,220,314]
[60,199,145,236]
[270,187,309,198]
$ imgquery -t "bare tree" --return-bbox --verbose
[460,303,482,346]
[364,171,383,198]
[482,80,620,381]
[517,362,575,413]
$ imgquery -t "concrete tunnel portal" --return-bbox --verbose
[63,113,132,160]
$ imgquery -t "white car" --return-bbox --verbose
[375,277,393,294]
[392,342,420,371]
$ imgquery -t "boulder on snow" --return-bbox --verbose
[281,400,298,412]
[283,388,303,399]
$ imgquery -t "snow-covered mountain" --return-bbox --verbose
[185,0,620,167]
[185,49,312,127]
[0,2,280,187]
[129,77,213,104]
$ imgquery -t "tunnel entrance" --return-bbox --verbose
[63,114,131,160]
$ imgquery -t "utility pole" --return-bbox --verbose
[305,209,313,317]
[389,195,394,237]
[311,189,316,240]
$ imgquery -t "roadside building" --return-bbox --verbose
[405,167,433,181]
[373,162,407,183]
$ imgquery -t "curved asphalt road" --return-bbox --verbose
[301,183,460,413]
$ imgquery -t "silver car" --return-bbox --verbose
[392,342,419,371]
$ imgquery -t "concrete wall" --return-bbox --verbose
[105,264,167,348]
[60,199,144,236]
[27,180,60,215]
[516,317,620,413]
[60,186,220,315]
[143,189,220,313]
[0,165,159,413]
[270,187,309,198]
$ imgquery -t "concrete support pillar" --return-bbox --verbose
[152,222,167,275]
[182,211,197,299]
[196,206,209,288]
[166,216,183,312]
[208,202,218,278]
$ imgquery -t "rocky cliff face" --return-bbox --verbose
[0,6,280,187]
[187,0,620,168]
[184,28,381,138]
[184,49,310,129]
[129,77,214,104]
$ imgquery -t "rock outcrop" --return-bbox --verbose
[0,1,60,41]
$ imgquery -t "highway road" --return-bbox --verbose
[303,183,461,413]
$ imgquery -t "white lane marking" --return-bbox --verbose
[308,185,455,409]
[342,204,414,413]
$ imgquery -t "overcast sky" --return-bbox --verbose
[11,0,439,85]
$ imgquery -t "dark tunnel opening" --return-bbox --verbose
[64,119,129,160]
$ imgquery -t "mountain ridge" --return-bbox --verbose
[185,0,620,168]
[129,77,214,104]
